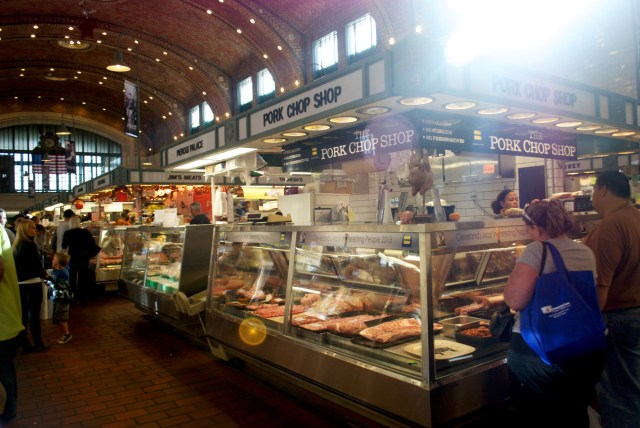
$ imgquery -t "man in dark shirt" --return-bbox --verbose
[189,202,211,224]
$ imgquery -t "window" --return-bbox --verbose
[203,102,214,125]
[257,68,276,103]
[238,77,253,112]
[1,125,121,193]
[346,13,377,62]
[312,31,338,79]
[190,105,200,129]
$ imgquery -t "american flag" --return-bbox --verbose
[32,153,67,174]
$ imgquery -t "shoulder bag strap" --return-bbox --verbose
[539,241,547,275]
[544,241,570,280]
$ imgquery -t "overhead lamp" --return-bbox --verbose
[107,50,131,72]
[56,113,71,136]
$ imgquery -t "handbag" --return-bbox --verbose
[519,242,607,365]
[490,244,547,342]
[489,304,514,342]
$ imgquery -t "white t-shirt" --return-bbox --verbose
[56,221,70,252]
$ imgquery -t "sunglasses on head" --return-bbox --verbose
[522,204,535,226]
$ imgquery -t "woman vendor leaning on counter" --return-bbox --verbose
[491,189,524,217]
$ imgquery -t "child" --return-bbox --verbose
[49,252,73,344]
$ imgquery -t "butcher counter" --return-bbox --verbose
[202,218,574,427]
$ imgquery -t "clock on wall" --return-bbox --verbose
[40,132,58,150]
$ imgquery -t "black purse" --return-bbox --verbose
[489,305,515,342]
[489,243,547,342]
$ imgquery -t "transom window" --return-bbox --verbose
[238,77,253,112]
[312,31,338,79]
[190,105,200,129]
[257,68,275,103]
[346,13,377,61]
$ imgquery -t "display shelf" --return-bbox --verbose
[204,220,533,427]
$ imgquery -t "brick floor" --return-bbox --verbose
[6,294,374,428]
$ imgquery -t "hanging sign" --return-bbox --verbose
[411,111,578,160]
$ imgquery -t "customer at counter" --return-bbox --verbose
[491,189,524,217]
[503,200,605,427]
[584,170,640,428]
[188,202,211,224]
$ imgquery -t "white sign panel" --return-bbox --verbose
[224,231,290,245]
[250,70,364,135]
[140,171,207,184]
[93,174,111,190]
[443,225,529,248]
[301,232,417,250]
[469,65,596,117]
[167,130,216,164]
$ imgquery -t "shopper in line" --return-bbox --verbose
[13,219,49,352]
[503,199,605,428]
[189,201,211,224]
[54,209,75,252]
[0,224,24,423]
[62,216,95,304]
[584,170,640,428]
[491,189,523,216]
[6,214,24,237]
[49,252,73,345]
[0,208,15,244]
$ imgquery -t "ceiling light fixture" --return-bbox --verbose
[444,101,477,110]
[328,116,358,124]
[477,107,508,115]
[303,124,331,131]
[399,97,433,106]
[56,114,71,136]
[106,34,131,72]
[506,112,536,120]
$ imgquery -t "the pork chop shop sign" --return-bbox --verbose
[282,117,418,172]
[487,130,576,158]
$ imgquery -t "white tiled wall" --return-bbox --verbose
[315,157,567,223]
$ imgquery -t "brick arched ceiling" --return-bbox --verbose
[0,0,411,155]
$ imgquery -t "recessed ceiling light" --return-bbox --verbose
[329,116,358,124]
[506,112,535,120]
[595,128,619,134]
[303,124,331,131]
[477,107,508,115]
[532,117,560,124]
[282,131,307,137]
[399,97,433,106]
[356,106,390,115]
[555,121,583,128]
[263,138,286,144]
[612,131,636,137]
[576,125,602,131]
[444,101,477,110]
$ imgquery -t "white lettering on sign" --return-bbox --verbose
[488,135,575,158]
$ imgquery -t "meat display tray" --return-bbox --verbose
[351,334,420,349]
[455,330,499,347]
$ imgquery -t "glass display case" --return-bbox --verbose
[205,220,532,427]
[119,225,214,321]
[92,225,131,284]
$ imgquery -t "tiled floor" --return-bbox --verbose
[6,294,377,428]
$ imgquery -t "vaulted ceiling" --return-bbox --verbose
[1,0,638,162]
[0,0,413,156]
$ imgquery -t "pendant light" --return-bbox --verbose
[106,34,131,72]
[56,113,71,136]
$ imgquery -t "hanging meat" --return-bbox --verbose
[407,153,433,196]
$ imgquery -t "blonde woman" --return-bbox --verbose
[13,220,49,352]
